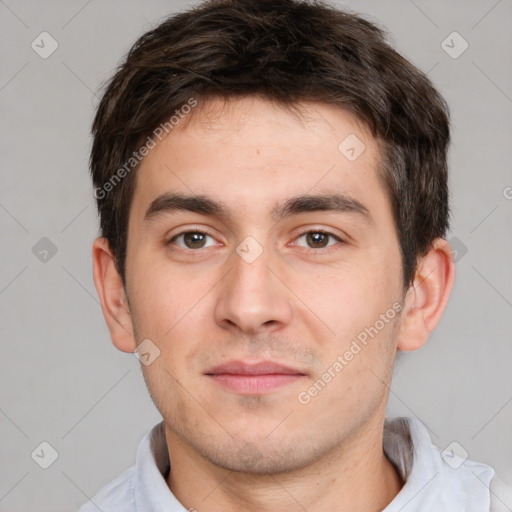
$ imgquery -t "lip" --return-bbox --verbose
[205,360,306,394]
[206,360,305,376]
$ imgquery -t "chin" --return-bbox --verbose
[197,434,327,475]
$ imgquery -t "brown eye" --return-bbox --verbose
[183,232,207,248]
[306,232,329,248]
[296,231,340,249]
[169,231,216,249]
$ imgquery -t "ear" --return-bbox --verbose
[397,238,456,352]
[92,236,137,353]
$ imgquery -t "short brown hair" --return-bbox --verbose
[90,0,450,289]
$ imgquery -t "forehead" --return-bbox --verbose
[129,96,387,223]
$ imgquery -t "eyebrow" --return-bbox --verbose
[143,192,372,224]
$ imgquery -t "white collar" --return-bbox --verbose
[382,417,494,511]
[131,416,494,511]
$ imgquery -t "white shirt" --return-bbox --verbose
[78,417,510,511]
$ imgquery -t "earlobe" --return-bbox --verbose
[396,238,456,352]
[92,237,137,353]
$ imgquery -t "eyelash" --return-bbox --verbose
[293,229,343,252]
[167,230,218,250]
[167,229,344,253]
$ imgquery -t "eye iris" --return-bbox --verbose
[307,232,328,248]
[184,232,206,248]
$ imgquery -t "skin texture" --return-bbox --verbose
[92,96,455,512]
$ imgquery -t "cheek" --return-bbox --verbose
[128,255,210,338]
[300,260,398,332]
[128,261,216,393]
[298,312,400,428]
[294,252,402,387]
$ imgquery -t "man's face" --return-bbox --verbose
[124,96,406,473]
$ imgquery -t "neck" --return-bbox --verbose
[165,418,404,512]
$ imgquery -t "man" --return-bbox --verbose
[81,0,509,510]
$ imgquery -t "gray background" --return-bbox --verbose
[0,0,511,510]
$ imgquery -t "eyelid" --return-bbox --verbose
[165,226,347,252]
[166,227,220,249]
[293,226,345,241]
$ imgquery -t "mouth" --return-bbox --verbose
[205,360,307,394]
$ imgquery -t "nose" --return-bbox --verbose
[213,244,294,335]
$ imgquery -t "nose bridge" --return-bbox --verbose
[232,243,273,296]
[213,239,293,333]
